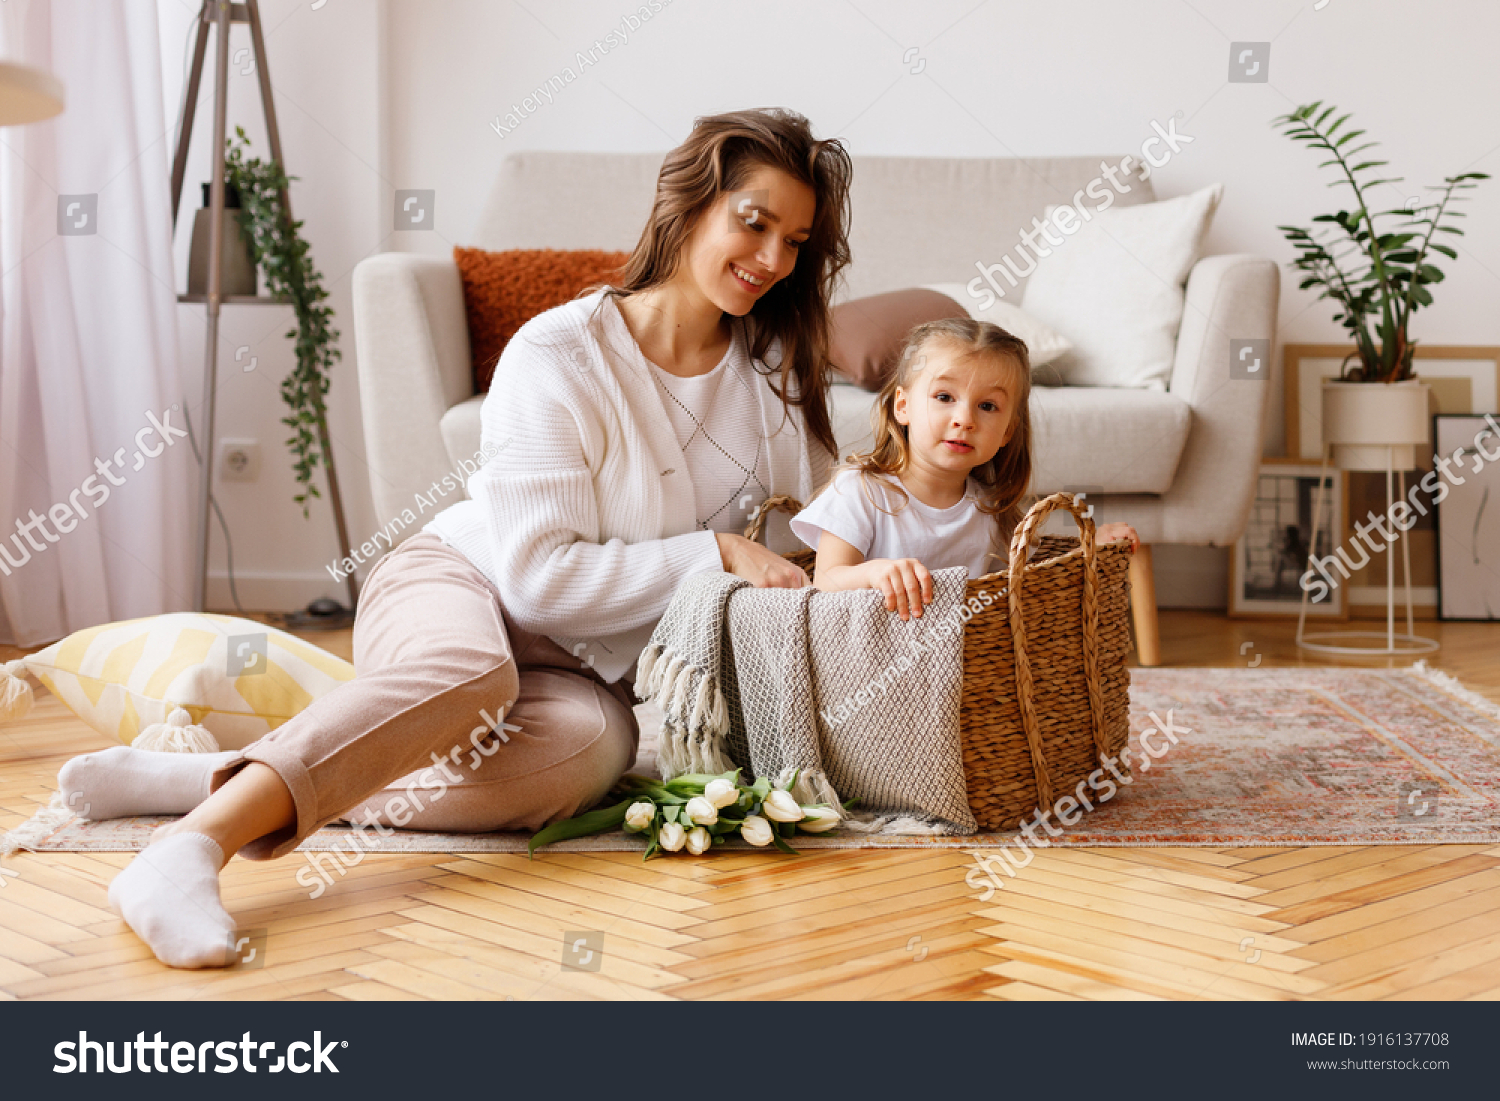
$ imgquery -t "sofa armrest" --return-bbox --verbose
[1154,253,1280,544]
[352,253,474,535]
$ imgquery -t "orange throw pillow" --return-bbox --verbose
[453,247,630,392]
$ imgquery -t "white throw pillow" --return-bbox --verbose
[1020,183,1224,390]
[921,283,1074,368]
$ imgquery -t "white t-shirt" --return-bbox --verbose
[790,468,1004,580]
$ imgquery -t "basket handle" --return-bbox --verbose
[742,493,804,544]
[1005,492,1108,812]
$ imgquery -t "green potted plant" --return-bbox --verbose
[1274,102,1487,471]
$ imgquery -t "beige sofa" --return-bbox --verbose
[352,152,1279,665]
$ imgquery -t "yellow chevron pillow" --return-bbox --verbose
[0,613,355,751]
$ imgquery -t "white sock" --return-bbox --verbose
[109,832,237,969]
[58,745,238,820]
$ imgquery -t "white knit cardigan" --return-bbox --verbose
[425,289,829,684]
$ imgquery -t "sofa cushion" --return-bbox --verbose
[473,152,1156,302]
[828,287,968,390]
[454,381,1189,500]
[453,246,628,392]
[1021,184,1223,391]
[829,383,1190,496]
[921,283,1073,369]
[1029,386,1192,494]
[440,395,486,479]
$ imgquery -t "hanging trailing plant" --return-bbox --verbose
[222,125,339,517]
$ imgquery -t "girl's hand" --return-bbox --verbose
[1095,522,1140,554]
[810,532,930,618]
[861,557,933,621]
[715,533,809,589]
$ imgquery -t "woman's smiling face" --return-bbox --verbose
[677,164,816,316]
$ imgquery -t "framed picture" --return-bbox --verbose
[1229,459,1349,618]
[1284,345,1499,618]
[1435,414,1500,621]
[1284,345,1500,462]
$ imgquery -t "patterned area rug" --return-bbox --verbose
[7,664,1499,854]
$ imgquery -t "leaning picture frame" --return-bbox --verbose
[1284,344,1500,462]
[1228,458,1349,618]
[1434,413,1500,621]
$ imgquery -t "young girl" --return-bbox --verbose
[791,317,1138,621]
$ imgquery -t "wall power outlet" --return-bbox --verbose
[219,438,261,482]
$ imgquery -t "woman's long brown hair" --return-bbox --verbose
[594,107,852,460]
[846,318,1034,566]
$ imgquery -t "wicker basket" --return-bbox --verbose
[744,490,1133,831]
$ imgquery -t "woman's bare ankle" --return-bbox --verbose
[145,762,295,868]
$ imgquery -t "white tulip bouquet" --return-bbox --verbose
[528,769,846,860]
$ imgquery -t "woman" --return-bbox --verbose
[58,108,852,968]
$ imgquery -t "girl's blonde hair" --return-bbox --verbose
[846,317,1033,562]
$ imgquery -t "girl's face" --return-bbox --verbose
[893,338,1019,478]
[676,164,815,316]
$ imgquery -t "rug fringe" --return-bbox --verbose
[1406,660,1500,722]
[0,791,77,860]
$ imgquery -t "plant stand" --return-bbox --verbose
[1296,443,1439,657]
[169,0,358,626]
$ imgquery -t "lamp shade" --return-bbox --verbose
[0,60,64,125]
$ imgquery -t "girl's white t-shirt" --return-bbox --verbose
[789,468,1002,580]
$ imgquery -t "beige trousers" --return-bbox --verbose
[215,533,640,860]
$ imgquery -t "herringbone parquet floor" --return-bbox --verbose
[2,611,1498,1000]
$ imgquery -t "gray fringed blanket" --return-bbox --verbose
[633,568,977,835]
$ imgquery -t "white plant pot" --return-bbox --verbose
[1321,378,1430,472]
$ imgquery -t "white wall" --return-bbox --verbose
[166,0,1500,611]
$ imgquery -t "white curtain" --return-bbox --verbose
[0,0,193,646]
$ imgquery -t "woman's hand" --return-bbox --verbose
[1095,522,1140,554]
[715,533,809,589]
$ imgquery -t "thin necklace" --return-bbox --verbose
[649,338,771,529]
